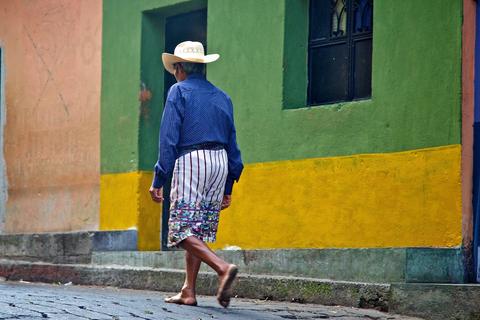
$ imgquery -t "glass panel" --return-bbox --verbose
[331,0,347,37]
[309,43,349,104]
[353,0,373,33]
[309,0,331,41]
[353,38,372,99]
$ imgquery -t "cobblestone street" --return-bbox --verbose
[0,281,424,320]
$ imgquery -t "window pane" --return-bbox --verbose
[309,43,349,104]
[331,0,347,37]
[307,0,373,106]
[353,38,372,99]
[353,0,373,34]
[310,0,331,41]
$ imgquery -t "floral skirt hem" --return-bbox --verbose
[167,229,217,248]
[167,200,221,248]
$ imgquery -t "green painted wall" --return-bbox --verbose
[139,12,166,172]
[101,1,142,174]
[102,0,462,173]
[207,0,462,164]
[283,0,308,109]
[101,0,205,173]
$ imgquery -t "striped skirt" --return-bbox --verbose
[167,148,228,247]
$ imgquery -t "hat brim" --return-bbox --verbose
[162,53,220,74]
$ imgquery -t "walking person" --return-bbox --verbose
[149,41,243,308]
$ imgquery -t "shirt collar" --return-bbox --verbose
[187,73,206,80]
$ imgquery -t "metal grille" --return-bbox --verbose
[308,0,373,105]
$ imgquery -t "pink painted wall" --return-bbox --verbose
[0,0,102,233]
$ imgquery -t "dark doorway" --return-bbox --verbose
[161,9,207,250]
[163,9,207,101]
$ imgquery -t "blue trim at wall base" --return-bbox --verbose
[0,230,138,264]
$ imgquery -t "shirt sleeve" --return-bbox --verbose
[224,98,244,195]
[152,85,184,188]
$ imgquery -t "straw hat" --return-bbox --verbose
[162,41,220,74]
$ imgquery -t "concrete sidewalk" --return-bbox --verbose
[0,259,479,320]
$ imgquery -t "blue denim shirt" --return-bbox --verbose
[152,73,243,195]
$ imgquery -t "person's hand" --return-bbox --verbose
[221,195,232,210]
[149,186,164,203]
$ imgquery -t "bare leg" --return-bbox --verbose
[182,251,201,298]
[180,236,238,308]
[164,251,201,306]
[180,236,229,274]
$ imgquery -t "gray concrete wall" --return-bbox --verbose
[92,248,467,284]
[390,283,480,320]
[0,230,468,284]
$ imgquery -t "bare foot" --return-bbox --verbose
[164,288,197,306]
[217,264,238,308]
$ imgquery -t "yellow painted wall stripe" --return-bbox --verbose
[100,145,462,250]
[137,172,162,250]
[100,171,161,250]
[100,171,140,231]
[211,145,462,249]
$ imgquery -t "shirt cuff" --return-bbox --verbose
[152,172,165,189]
[224,177,235,195]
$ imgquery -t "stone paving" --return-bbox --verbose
[0,281,424,320]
